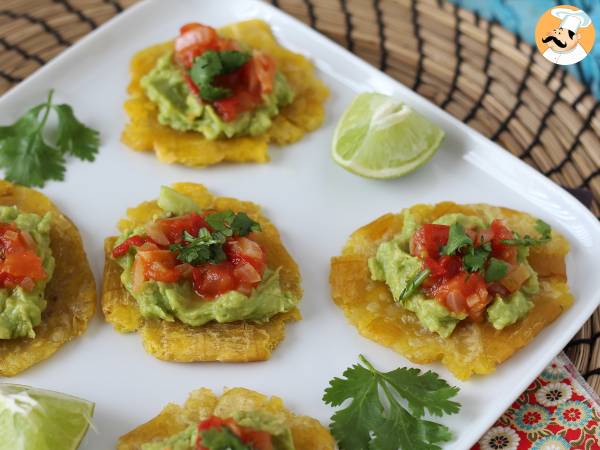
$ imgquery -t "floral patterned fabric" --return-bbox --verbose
[474,353,600,449]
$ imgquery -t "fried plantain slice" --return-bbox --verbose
[101,182,302,362]
[330,202,574,380]
[117,387,335,450]
[0,180,96,376]
[122,19,329,166]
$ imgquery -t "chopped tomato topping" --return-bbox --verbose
[428,272,489,321]
[0,223,46,291]
[156,213,208,244]
[196,416,273,450]
[191,262,236,298]
[490,219,517,264]
[111,235,151,258]
[137,249,180,283]
[410,224,450,259]
[174,23,219,68]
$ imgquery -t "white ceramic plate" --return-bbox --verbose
[1,0,599,448]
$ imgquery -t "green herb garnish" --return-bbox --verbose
[501,219,552,247]
[170,210,260,265]
[0,90,99,187]
[485,258,509,283]
[399,269,430,300]
[440,223,472,256]
[463,244,491,273]
[189,50,251,101]
[323,355,460,450]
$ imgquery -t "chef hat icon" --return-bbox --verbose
[551,8,592,33]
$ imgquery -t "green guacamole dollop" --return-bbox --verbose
[0,206,54,340]
[112,187,299,327]
[141,51,295,140]
[141,410,295,450]
[368,211,539,338]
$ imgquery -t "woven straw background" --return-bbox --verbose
[1,0,599,390]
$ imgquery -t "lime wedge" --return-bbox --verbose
[332,93,444,178]
[0,384,94,450]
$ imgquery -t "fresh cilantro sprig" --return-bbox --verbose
[484,258,508,282]
[399,269,430,300]
[169,210,261,265]
[501,219,552,247]
[189,50,251,101]
[0,90,100,187]
[462,242,491,273]
[323,355,460,450]
[440,223,472,256]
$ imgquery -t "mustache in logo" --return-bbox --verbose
[542,35,567,48]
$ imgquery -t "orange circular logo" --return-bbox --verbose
[535,5,595,65]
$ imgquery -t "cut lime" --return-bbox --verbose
[332,92,444,179]
[0,384,94,450]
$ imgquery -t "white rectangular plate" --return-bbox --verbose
[1,0,599,448]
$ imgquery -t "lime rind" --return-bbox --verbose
[332,92,445,179]
[0,384,95,450]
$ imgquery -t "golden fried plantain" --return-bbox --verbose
[121,19,329,166]
[117,387,335,450]
[101,182,302,362]
[0,180,96,376]
[330,202,573,380]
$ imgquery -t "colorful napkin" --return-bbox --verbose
[474,352,600,449]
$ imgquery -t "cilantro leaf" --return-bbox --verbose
[205,210,261,237]
[463,245,490,273]
[189,50,251,101]
[0,90,100,188]
[170,229,227,265]
[0,97,65,187]
[440,223,472,256]
[501,219,552,247]
[54,103,99,161]
[200,427,250,450]
[399,269,430,300]
[231,212,261,236]
[323,355,460,450]
[485,258,508,282]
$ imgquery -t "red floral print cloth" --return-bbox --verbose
[473,353,600,450]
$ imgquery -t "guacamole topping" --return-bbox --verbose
[112,187,298,327]
[369,211,545,337]
[141,411,295,450]
[141,22,295,140]
[0,206,54,340]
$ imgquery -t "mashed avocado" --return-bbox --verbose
[141,51,294,140]
[368,212,539,337]
[141,410,295,450]
[0,207,54,340]
[113,187,298,327]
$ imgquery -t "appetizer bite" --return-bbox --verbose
[0,180,96,376]
[117,387,335,450]
[330,203,573,379]
[101,183,301,362]
[122,20,328,166]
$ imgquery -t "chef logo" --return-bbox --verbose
[535,5,594,66]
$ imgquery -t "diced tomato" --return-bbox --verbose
[0,251,46,280]
[490,219,517,264]
[226,237,266,275]
[174,23,219,68]
[195,416,272,450]
[252,52,276,94]
[112,235,150,258]
[241,430,274,450]
[213,95,242,122]
[192,262,237,298]
[138,249,180,283]
[432,272,489,319]
[487,282,510,298]
[410,224,450,259]
[156,213,208,244]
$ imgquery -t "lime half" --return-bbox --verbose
[0,384,94,450]
[332,93,444,178]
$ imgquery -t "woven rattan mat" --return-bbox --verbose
[1,0,599,390]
